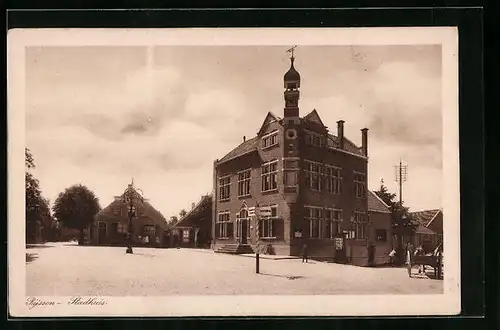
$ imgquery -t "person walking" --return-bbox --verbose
[405,242,413,278]
[302,243,308,263]
[389,248,397,266]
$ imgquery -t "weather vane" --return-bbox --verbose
[286,45,297,59]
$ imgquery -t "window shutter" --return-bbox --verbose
[215,223,220,238]
[227,222,234,237]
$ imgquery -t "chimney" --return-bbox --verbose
[191,202,196,210]
[361,128,368,157]
[243,136,246,142]
[337,120,345,149]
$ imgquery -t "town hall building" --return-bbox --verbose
[211,52,386,266]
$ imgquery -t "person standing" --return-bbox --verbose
[302,243,308,263]
[405,242,413,278]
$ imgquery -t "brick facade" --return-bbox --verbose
[211,55,386,266]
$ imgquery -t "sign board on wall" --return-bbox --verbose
[259,206,272,217]
[335,237,344,250]
[248,207,256,217]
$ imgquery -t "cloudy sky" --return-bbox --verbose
[25,45,442,218]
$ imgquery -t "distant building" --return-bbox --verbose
[90,184,169,247]
[212,53,373,265]
[171,194,212,248]
[410,209,443,250]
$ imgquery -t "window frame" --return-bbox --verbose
[324,165,342,194]
[259,204,278,239]
[216,211,232,239]
[117,222,128,234]
[237,169,252,197]
[262,130,279,150]
[305,205,323,239]
[261,160,279,192]
[353,171,367,199]
[324,208,343,239]
[218,175,231,201]
[304,160,322,191]
[352,211,368,240]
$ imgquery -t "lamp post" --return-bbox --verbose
[124,188,136,254]
[123,182,144,254]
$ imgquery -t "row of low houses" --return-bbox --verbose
[85,54,443,266]
[86,181,442,266]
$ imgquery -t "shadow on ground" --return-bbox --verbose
[26,244,53,249]
[259,273,305,280]
[26,253,38,263]
[128,252,156,258]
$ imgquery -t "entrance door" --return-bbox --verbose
[241,219,248,244]
[98,222,107,245]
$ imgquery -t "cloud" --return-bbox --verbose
[25,45,443,217]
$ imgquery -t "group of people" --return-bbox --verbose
[388,242,433,278]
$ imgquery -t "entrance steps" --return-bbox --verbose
[215,244,255,255]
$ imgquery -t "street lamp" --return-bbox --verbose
[123,182,145,254]
[126,201,135,254]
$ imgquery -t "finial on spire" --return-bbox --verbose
[131,177,135,187]
[286,45,297,60]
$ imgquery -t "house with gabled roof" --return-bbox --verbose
[365,190,393,265]
[89,183,169,247]
[212,52,372,265]
[171,194,213,248]
[410,209,443,250]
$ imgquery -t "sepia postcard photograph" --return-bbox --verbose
[8,27,460,317]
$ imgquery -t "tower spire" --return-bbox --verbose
[283,46,300,118]
[286,45,297,60]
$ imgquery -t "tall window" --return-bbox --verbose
[261,160,278,192]
[238,170,251,197]
[325,208,343,238]
[217,211,232,238]
[262,131,279,149]
[352,211,367,240]
[259,205,278,238]
[305,206,322,238]
[219,175,231,201]
[304,161,322,191]
[283,159,299,187]
[324,165,342,194]
[354,171,366,198]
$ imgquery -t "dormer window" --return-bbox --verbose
[262,131,279,149]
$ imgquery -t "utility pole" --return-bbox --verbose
[395,159,408,204]
[255,202,260,274]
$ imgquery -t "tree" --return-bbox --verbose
[25,148,52,243]
[52,184,101,245]
[373,180,397,208]
[179,209,187,218]
[374,179,418,261]
[169,216,179,226]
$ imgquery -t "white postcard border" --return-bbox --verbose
[8,27,460,317]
